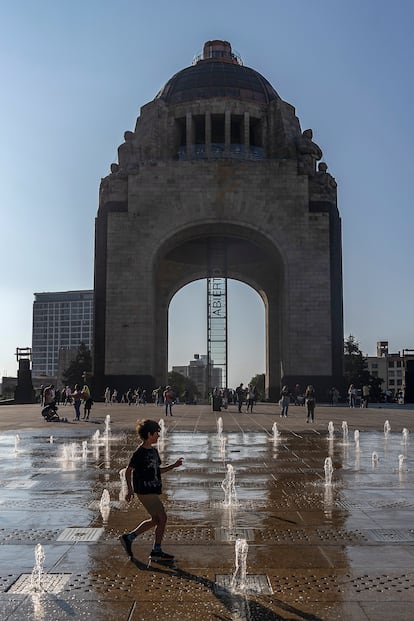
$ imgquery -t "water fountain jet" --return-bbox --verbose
[324,456,333,485]
[341,421,349,444]
[221,464,238,508]
[230,538,249,592]
[100,488,111,521]
[158,419,166,442]
[271,422,280,442]
[30,543,45,593]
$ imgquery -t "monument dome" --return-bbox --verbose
[156,40,279,104]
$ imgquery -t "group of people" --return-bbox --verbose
[279,384,317,422]
[41,383,93,421]
[104,387,150,405]
[103,385,176,415]
[347,383,370,408]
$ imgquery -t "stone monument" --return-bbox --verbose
[93,40,343,400]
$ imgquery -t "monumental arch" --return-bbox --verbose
[93,40,343,400]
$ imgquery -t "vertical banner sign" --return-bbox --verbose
[207,276,228,390]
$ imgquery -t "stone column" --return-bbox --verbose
[244,112,250,158]
[205,111,211,159]
[225,110,231,157]
[186,112,192,160]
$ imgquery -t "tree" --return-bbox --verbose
[62,343,92,388]
[248,373,265,400]
[343,335,370,387]
[343,335,384,402]
[167,371,199,401]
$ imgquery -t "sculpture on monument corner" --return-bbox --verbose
[99,163,128,203]
[297,128,323,175]
[118,130,140,172]
[310,161,337,200]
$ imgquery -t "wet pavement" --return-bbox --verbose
[1,401,414,620]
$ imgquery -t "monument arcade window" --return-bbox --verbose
[250,117,262,147]
[176,117,186,149]
[211,114,225,144]
[193,115,205,144]
[176,113,263,160]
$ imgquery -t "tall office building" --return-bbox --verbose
[32,291,94,377]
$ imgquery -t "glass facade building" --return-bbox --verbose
[32,290,93,377]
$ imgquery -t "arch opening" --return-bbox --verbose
[168,279,265,399]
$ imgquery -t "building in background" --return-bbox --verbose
[172,353,222,398]
[366,341,414,402]
[32,291,93,380]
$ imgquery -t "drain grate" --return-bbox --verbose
[7,573,71,594]
[5,480,38,489]
[0,499,88,510]
[368,529,414,542]
[215,574,273,595]
[335,500,372,510]
[215,528,256,542]
[57,527,104,542]
[0,528,61,543]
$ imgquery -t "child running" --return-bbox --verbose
[119,419,183,561]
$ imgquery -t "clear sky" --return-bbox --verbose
[1,0,413,388]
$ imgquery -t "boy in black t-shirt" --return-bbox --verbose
[119,419,183,561]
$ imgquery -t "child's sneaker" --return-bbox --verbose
[119,534,133,558]
[150,548,174,561]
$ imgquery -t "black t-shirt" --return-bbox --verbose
[129,445,162,495]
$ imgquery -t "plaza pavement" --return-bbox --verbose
[1,400,414,620]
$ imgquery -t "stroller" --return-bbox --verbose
[41,402,60,422]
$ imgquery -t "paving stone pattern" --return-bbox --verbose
[0,402,414,619]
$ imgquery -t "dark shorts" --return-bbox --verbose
[137,493,164,516]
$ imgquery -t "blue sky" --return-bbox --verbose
[1,0,413,387]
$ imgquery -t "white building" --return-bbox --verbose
[366,341,414,401]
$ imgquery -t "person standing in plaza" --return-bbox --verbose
[362,384,370,408]
[235,383,245,413]
[305,385,316,422]
[82,385,93,420]
[72,384,82,421]
[163,386,174,416]
[119,419,183,561]
[246,384,255,413]
[348,384,357,408]
[279,385,290,417]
